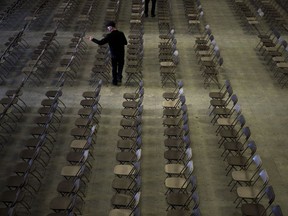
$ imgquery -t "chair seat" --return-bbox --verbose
[166,192,190,206]
[114,164,134,176]
[164,138,185,149]
[118,128,138,139]
[49,196,73,211]
[61,166,81,177]
[112,178,135,191]
[165,164,185,175]
[117,139,137,150]
[70,128,90,138]
[166,209,190,216]
[217,117,235,126]
[237,186,262,199]
[223,141,243,151]
[111,193,132,207]
[120,118,141,128]
[116,152,137,163]
[220,129,238,138]
[227,156,247,166]
[164,150,183,161]
[70,139,88,150]
[109,209,132,216]
[163,117,181,127]
[123,93,140,101]
[209,91,225,99]
[241,203,266,216]
[164,127,182,137]
[232,170,256,182]
[165,177,188,189]
[0,190,25,203]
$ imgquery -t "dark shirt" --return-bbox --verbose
[92,30,127,58]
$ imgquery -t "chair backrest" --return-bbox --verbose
[259,169,269,185]
[231,94,238,106]
[136,149,142,160]
[270,205,283,216]
[247,140,257,155]
[192,207,201,216]
[265,185,275,205]
[186,160,194,175]
[189,175,197,192]
[237,114,246,127]
[192,192,200,209]
[134,191,141,206]
[186,147,192,159]
[253,154,262,169]
[177,80,184,89]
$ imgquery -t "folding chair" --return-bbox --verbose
[241,185,275,215]
[208,79,231,100]
[225,141,257,176]
[229,154,262,192]
[234,169,269,208]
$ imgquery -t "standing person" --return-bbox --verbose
[88,21,127,86]
[145,0,156,17]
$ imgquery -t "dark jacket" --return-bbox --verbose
[92,30,127,58]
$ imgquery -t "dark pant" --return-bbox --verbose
[145,0,156,16]
[111,56,124,83]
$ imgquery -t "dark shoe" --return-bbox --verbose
[151,14,155,17]
[117,78,122,83]
[112,81,118,86]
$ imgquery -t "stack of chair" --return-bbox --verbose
[125,0,144,86]
[0,85,65,215]
[207,80,284,214]
[108,80,144,216]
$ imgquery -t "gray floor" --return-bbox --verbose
[0,0,287,215]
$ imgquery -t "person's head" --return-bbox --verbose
[106,21,116,32]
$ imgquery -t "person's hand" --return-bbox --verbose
[86,36,93,41]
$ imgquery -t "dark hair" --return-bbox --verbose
[106,21,116,27]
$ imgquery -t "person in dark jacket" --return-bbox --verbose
[145,0,156,17]
[88,21,127,85]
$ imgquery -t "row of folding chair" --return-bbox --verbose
[183,0,204,33]
[125,0,144,86]
[0,27,29,83]
[194,24,223,89]
[104,0,121,31]
[251,0,288,31]
[157,0,174,34]
[0,80,27,149]
[22,29,60,86]
[255,28,288,88]
[229,0,263,34]
[52,0,80,28]
[47,81,102,215]
[23,0,58,29]
[207,80,283,215]
[55,32,88,86]
[0,85,65,215]
[159,28,179,87]
[108,80,144,216]
[74,0,98,32]
[0,0,29,28]
[161,81,201,216]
